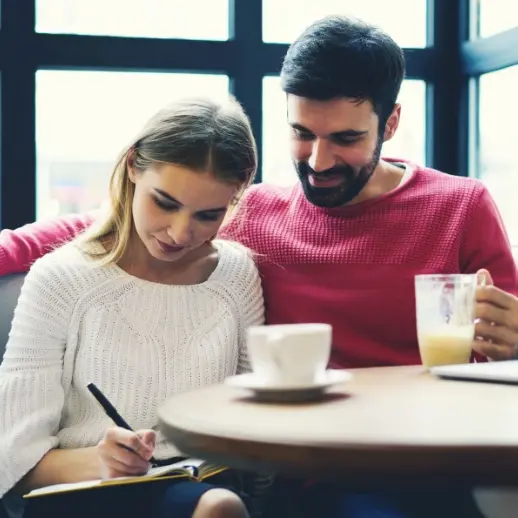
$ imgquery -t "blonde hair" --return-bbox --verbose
[76,95,257,265]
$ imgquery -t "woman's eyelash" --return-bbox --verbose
[153,196,220,222]
[154,197,173,210]
[196,213,221,222]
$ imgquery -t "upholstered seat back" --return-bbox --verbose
[0,274,26,363]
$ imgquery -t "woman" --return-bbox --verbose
[0,96,264,518]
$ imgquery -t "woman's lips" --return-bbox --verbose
[155,239,185,253]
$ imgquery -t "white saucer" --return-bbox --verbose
[225,369,352,402]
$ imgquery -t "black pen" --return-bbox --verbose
[87,382,159,467]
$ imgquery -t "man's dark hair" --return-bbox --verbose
[280,16,405,128]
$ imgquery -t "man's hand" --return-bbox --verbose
[473,269,518,361]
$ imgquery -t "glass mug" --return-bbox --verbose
[415,274,478,368]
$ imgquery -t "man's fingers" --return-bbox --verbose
[477,269,494,287]
[476,302,516,329]
[475,320,518,347]
[472,339,517,361]
[476,285,514,311]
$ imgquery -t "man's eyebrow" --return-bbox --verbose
[330,129,368,138]
[289,123,368,138]
[154,189,227,213]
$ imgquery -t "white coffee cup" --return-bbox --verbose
[246,323,332,386]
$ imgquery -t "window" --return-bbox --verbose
[262,77,296,187]
[476,65,518,248]
[262,0,428,48]
[383,81,427,165]
[262,77,427,186]
[473,0,518,38]
[35,0,229,40]
[36,71,229,219]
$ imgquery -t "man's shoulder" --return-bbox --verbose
[220,183,301,255]
[413,163,487,198]
[220,183,299,245]
[239,182,297,212]
[393,161,488,213]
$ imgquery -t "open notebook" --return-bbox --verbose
[25,458,226,499]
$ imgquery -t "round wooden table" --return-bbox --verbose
[159,366,518,486]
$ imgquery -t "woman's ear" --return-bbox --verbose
[127,148,137,183]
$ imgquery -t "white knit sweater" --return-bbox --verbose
[0,240,264,497]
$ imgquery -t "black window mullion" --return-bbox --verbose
[429,0,465,176]
[228,0,264,183]
[0,0,457,227]
[0,0,37,229]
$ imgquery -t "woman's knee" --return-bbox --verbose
[193,488,248,518]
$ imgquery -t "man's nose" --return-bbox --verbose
[308,139,335,172]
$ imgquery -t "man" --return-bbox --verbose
[1,15,517,517]
[220,16,518,367]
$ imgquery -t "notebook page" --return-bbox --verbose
[26,458,206,497]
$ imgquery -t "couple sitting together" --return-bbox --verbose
[1,14,518,518]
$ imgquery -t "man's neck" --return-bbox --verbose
[349,159,406,205]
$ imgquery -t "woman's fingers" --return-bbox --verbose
[97,427,156,478]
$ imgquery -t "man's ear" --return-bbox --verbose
[382,104,401,143]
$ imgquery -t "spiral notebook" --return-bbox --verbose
[24,458,226,499]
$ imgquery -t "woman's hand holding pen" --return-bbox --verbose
[97,427,156,479]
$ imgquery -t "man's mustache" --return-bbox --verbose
[298,162,354,179]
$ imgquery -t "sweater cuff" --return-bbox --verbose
[0,244,10,274]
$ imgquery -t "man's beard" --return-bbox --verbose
[294,137,383,208]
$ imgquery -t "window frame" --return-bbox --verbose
[1,0,510,228]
